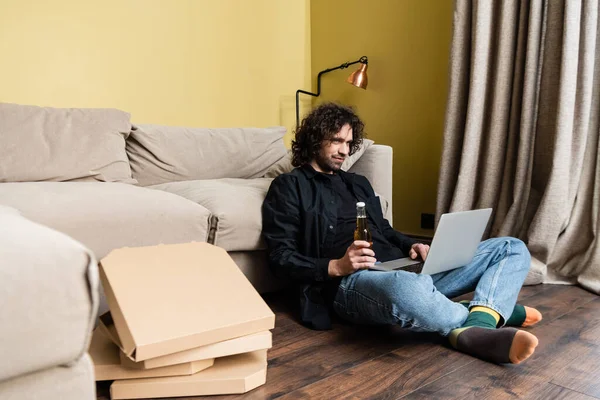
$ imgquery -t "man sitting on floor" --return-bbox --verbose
[261,102,541,364]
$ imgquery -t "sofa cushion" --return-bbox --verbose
[0,102,135,183]
[127,124,287,186]
[0,212,97,382]
[0,355,95,400]
[0,183,211,260]
[150,178,389,253]
[0,204,20,216]
[150,178,273,252]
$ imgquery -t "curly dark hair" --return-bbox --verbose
[291,102,365,167]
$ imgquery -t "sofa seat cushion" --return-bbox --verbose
[0,204,20,216]
[0,355,95,400]
[150,178,273,252]
[0,182,212,260]
[0,213,97,382]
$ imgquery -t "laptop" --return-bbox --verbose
[370,208,493,275]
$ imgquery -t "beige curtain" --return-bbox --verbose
[437,0,600,293]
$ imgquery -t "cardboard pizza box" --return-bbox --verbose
[110,350,268,399]
[99,242,275,361]
[89,329,213,381]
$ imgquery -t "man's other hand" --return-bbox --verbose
[409,243,430,261]
[328,241,376,277]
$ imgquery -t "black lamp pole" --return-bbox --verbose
[295,56,368,129]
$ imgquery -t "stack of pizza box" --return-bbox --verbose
[89,242,275,399]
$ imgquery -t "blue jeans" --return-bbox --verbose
[332,237,531,336]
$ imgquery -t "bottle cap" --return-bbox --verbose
[356,202,365,207]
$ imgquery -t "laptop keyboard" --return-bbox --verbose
[399,262,424,274]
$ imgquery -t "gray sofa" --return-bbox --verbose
[0,102,393,306]
[0,102,393,397]
[0,206,98,400]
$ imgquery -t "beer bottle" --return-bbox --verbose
[354,202,373,248]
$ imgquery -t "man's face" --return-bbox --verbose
[312,124,353,174]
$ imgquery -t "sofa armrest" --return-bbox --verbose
[348,144,393,225]
[0,211,99,382]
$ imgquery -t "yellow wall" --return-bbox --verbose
[0,0,451,235]
[310,0,453,236]
[0,0,310,142]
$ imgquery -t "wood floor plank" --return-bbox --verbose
[277,285,598,399]
[261,285,594,400]
[275,341,473,400]
[215,324,411,399]
[517,283,555,299]
[399,381,599,400]
[268,318,326,359]
[532,383,600,400]
[550,333,600,398]
[517,285,598,325]
[96,285,599,400]
[399,295,600,400]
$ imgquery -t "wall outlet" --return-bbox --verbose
[421,213,435,230]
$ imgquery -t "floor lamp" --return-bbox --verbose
[295,56,368,129]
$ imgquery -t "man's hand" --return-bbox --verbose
[328,241,376,277]
[409,243,430,261]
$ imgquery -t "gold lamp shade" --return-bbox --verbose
[347,62,368,89]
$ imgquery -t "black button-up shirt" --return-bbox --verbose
[262,164,416,329]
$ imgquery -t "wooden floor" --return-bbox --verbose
[97,284,600,400]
